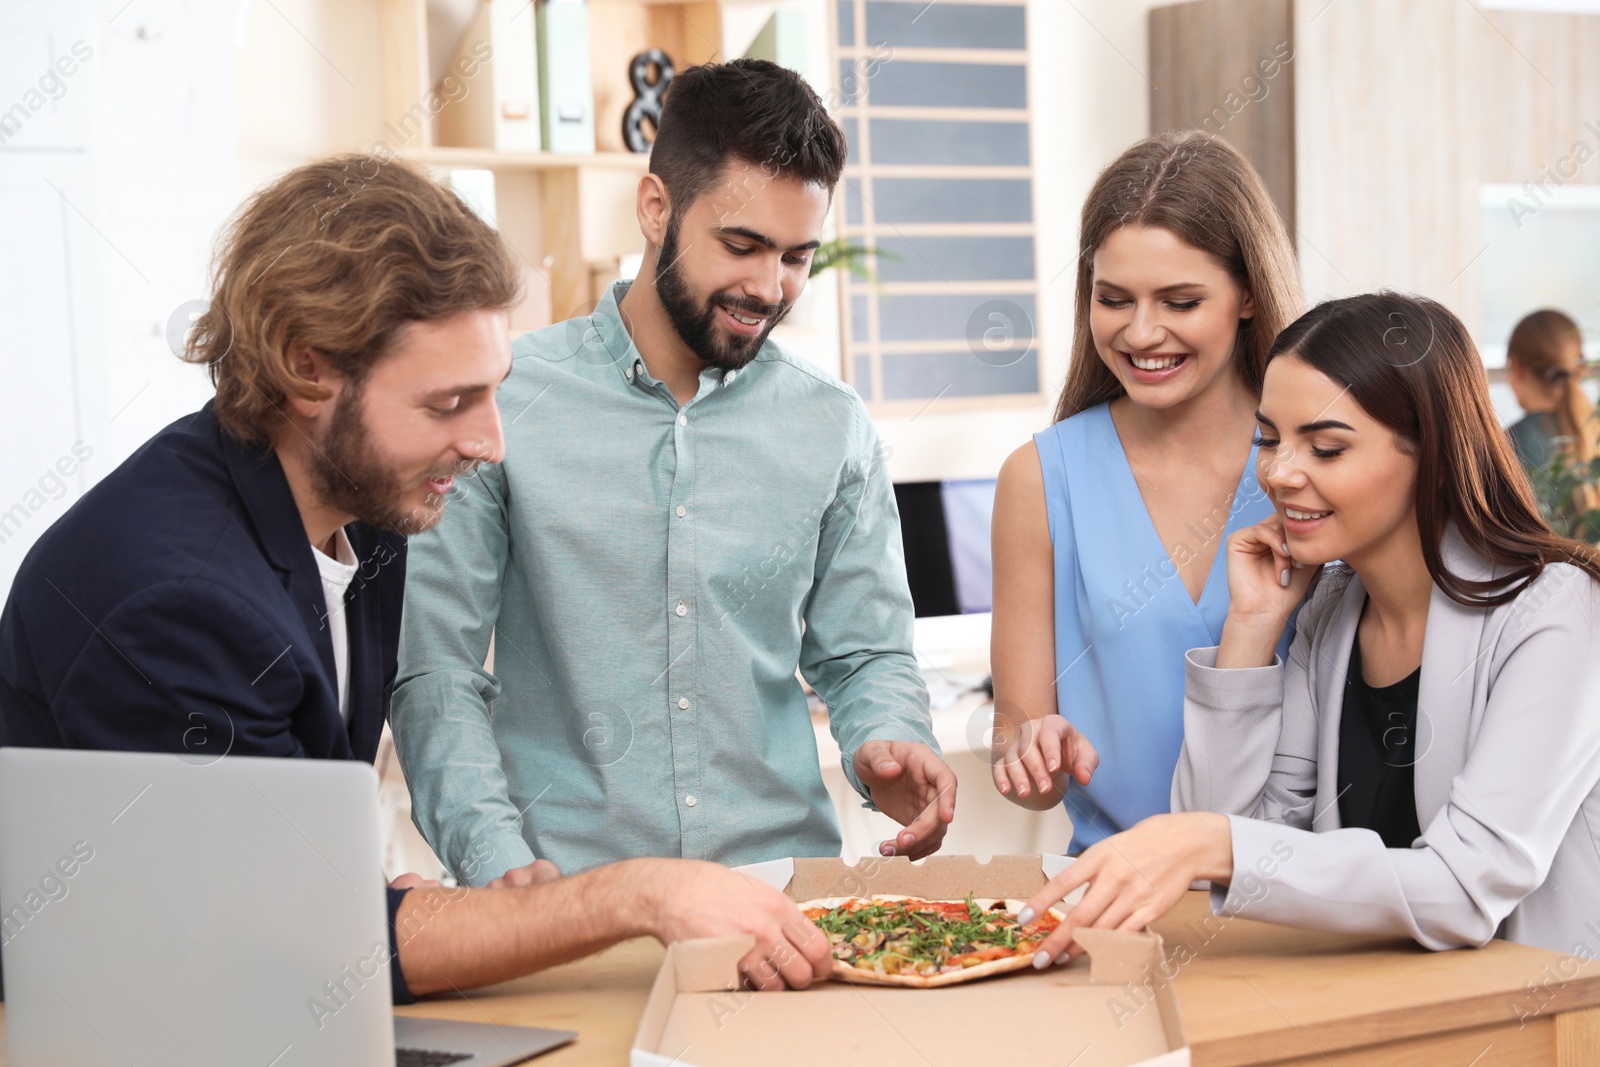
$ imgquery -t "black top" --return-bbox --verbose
[1337,634,1423,849]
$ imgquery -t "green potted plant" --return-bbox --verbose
[808,237,897,282]
[1535,448,1600,543]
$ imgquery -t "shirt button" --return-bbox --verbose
[625,366,634,380]
[675,603,687,617]
[675,505,686,518]
[725,370,737,384]
[685,794,698,807]
[677,414,687,427]
[678,697,689,710]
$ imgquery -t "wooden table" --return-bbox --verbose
[3,893,1597,1065]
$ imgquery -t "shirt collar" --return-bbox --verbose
[596,279,752,396]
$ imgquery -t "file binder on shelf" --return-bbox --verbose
[435,0,542,153]
[537,0,597,154]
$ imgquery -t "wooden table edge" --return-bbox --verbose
[1192,977,1600,1066]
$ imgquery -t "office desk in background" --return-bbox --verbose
[9,893,1585,1066]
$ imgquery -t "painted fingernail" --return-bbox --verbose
[1281,542,1289,553]
[1017,907,1036,925]
[1279,568,1290,587]
[1032,950,1051,970]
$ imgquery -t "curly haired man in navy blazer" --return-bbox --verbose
[0,152,831,1003]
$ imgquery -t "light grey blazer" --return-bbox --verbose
[1173,531,1600,956]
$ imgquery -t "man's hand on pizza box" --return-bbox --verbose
[644,860,833,991]
[853,739,957,860]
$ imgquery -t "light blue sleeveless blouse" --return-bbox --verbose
[1033,402,1290,851]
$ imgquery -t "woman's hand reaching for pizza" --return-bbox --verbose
[853,740,957,859]
[1018,813,1234,966]
[991,710,1098,812]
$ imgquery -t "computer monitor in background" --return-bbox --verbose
[893,478,996,618]
[894,478,995,704]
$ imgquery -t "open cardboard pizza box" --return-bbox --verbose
[631,855,1190,1067]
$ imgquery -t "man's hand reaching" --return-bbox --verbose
[852,740,957,859]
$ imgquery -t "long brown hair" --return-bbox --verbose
[1053,132,1302,422]
[184,153,520,445]
[1507,310,1597,504]
[1272,293,1600,605]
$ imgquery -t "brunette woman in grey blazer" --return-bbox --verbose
[1015,293,1600,964]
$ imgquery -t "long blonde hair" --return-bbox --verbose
[1053,133,1302,422]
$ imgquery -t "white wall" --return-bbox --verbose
[0,0,242,594]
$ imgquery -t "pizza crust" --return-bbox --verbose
[798,895,1067,989]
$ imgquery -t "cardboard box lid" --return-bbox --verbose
[632,855,1189,1067]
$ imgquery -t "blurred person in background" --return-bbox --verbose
[1505,309,1598,540]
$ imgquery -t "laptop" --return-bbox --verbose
[0,748,575,1066]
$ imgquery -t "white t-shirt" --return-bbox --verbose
[313,527,359,720]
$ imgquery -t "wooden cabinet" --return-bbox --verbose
[376,0,726,319]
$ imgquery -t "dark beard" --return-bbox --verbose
[654,218,789,371]
[307,386,466,536]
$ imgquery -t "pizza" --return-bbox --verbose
[798,893,1066,988]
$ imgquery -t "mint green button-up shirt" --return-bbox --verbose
[390,281,936,882]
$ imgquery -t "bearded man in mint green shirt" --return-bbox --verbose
[390,59,954,886]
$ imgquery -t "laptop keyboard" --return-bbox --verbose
[396,1048,473,1067]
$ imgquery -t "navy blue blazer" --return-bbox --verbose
[0,403,414,1000]
[0,404,404,759]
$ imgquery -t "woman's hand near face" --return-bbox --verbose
[1019,812,1234,966]
[1217,518,1316,668]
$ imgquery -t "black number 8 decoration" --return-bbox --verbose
[623,49,674,153]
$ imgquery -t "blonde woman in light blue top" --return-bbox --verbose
[991,133,1302,850]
